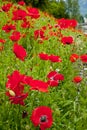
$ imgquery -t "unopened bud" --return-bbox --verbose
[9,90,15,96]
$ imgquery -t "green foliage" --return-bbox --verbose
[79,15,84,23]
[47,0,69,18]
[85,14,87,18]
[0,1,87,130]
[66,0,81,21]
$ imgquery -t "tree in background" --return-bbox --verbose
[48,0,69,18]
[66,0,80,21]
[85,14,87,18]
[11,0,81,21]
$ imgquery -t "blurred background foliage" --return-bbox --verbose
[11,0,85,23]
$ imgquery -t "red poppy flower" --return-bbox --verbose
[48,24,53,29]
[48,54,62,62]
[2,3,12,12]
[6,70,25,90]
[70,54,79,62]
[6,70,28,105]
[73,76,82,83]
[2,24,16,33]
[31,106,53,130]
[6,70,32,93]
[27,7,40,19]
[54,73,64,81]
[48,71,64,81]
[57,18,77,29]
[9,92,28,105]
[39,52,49,60]
[21,21,30,28]
[47,80,59,87]
[29,79,49,92]
[69,19,77,28]
[47,71,64,87]
[34,29,45,40]
[18,1,25,6]
[12,9,27,20]
[61,36,73,45]
[57,18,69,29]
[22,75,33,85]
[47,71,57,78]
[10,31,21,41]
[13,43,27,61]
[0,39,6,44]
[41,26,46,31]
[80,54,87,62]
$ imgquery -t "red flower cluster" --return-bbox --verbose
[34,29,45,40]
[70,53,87,63]
[57,18,77,29]
[12,9,27,20]
[70,54,79,62]
[2,3,12,12]
[39,52,62,63]
[6,69,50,105]
[6,70,28,105]
[2,24,16,33]
[31,106,53,130]
[69,19,77,28]
[18,1,25,6]
[10,31,21,41]
[61,36,73,45]
[27,7,40,19]
[21,19,30,28]
[47,71,64,87]
[13,43,27,61]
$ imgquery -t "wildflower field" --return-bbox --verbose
[0,1,87,130]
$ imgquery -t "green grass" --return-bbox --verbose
[0,0,87,130]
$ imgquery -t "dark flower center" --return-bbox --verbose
[8,27,11,30]
[40,115,47,123]
[66,42,70,44]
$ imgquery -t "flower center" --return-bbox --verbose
[40,115,47,123]
[66,42,70,44]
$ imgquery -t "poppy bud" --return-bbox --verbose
[9,90,15,96]
[22,110,28,118]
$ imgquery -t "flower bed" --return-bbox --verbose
[0,1,87,130]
